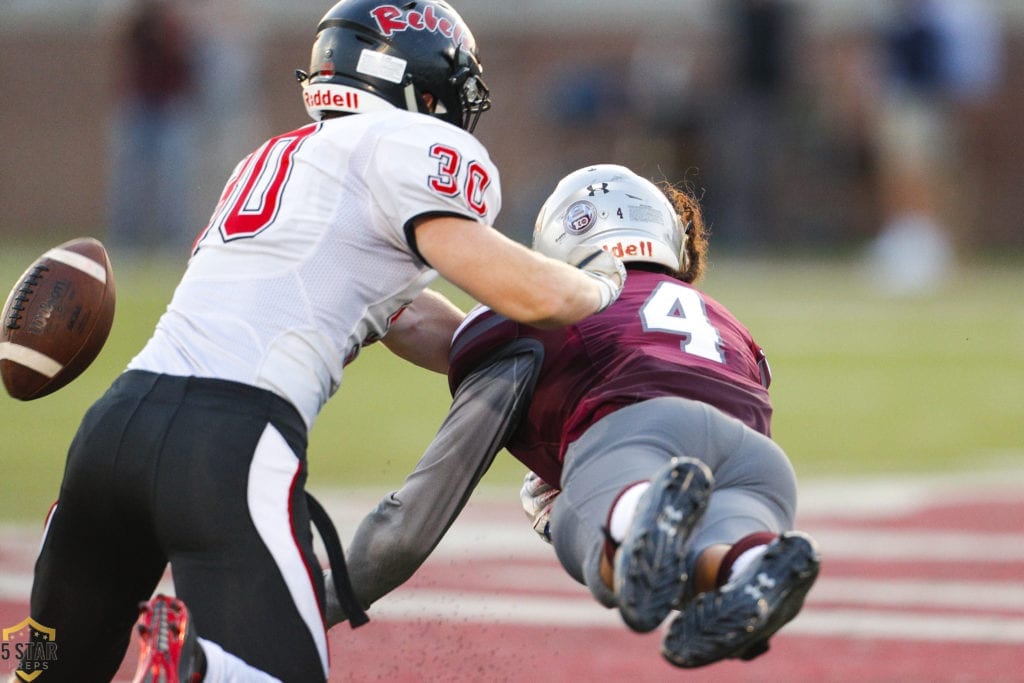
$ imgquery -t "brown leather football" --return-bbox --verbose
[1,237,116,400]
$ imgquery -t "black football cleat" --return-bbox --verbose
[662,530,820,668]
[615,457,713,633]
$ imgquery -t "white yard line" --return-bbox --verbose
[807,577,1024,611]
[789,609,1024,644]
[806,527,1024,561]
[795,463,1024,518]
[331,590,1024,644]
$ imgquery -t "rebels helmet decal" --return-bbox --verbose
[371,4,468,45]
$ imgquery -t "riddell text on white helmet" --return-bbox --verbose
[601,241,656,259]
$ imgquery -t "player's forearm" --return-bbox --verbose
[382,288,464,372]
[327,347,541,628]
[330,389,508,625]
[328,434,493,627]
[324,484,456,627]
[415,216,622,328]
[477,247,609,328]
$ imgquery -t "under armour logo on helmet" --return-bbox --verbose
[587,183,610,196]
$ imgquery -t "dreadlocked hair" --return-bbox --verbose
[659,181,708,284]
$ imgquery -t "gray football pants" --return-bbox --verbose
[550,396,798,608]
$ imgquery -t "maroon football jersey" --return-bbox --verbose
[448,270,773,485]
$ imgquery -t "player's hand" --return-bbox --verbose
[568,245,626,313]
[323,569,347,628]
[520,471,559,544]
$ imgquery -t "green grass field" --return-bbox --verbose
[2,242,1022,522]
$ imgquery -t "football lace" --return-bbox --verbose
[5,264,48,331]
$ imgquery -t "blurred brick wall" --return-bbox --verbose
[2,22,1022,251]
[0,26,310,247]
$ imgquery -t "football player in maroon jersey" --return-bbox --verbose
[328,164,821,669]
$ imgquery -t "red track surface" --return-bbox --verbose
[3,472,1023,682]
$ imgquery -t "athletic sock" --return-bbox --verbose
[715,531,778,588]
[602,480,650,563]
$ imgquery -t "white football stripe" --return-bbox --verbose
[42,247,107,284]
[248,424,330,678]
[0,341,63,377]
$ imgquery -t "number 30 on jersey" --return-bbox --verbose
[427,143,491,217]
[200,124,320,245]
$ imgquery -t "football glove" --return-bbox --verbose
[569,245,627,313]
[519,470,559,544]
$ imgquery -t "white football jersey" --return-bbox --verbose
[128,110,502,427]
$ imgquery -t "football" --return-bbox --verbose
[1,237,116,400]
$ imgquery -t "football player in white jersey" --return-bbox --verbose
[19,2,625,682]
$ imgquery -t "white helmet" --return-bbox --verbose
[533,165,687,272]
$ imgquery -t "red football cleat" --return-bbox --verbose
[132,595,204,683]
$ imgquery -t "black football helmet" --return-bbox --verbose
[296,0,491,132]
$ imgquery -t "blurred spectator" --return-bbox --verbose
[708,0,800,250]
[189,1,266,212]
[106,0,200,254]
[866,0,1003,295]
[517,59,629,243]
[625,30,709,189]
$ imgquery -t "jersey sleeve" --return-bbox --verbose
[329,339,542,624]
[448,305,525,393]
[364,119,502,248]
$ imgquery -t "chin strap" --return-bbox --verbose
[306,493,369,628]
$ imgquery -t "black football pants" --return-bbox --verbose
[27,371,328,682]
